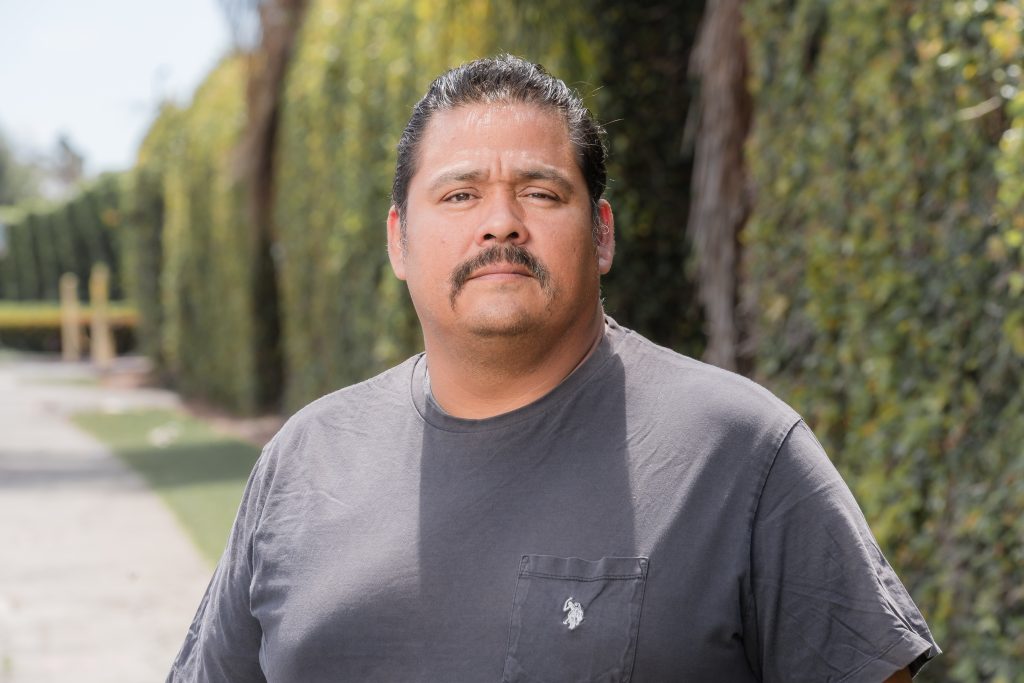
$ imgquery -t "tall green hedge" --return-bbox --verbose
[121,103,182,369]
[744,1,1024,679]
[162,55,276,414]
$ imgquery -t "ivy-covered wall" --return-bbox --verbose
[743,1,1024,679]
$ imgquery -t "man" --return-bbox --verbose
[169,55,939,681]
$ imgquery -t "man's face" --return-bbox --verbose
[387,102,614,344]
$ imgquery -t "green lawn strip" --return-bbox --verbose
[72,409,261,566]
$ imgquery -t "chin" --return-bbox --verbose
[463,309,541,338]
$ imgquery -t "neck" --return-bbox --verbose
[423,305,606,419]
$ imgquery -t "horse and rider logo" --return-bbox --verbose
[562,597,584,631]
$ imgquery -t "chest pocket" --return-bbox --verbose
[502,555,649,683]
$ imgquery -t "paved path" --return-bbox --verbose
[0,355,212,683]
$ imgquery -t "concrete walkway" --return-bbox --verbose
[0,355,212,682]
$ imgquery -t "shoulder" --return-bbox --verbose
[263,354,421,459]
[608,320,799,445]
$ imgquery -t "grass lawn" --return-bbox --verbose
[72,409,262,566]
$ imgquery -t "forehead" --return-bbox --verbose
[411,102,581,186]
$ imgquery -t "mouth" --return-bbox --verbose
[467,264,534,280]
[448,244,551,308]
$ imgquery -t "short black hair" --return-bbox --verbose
[391,54,608,234]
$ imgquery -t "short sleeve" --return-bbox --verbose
[744,421,940,682]
[166,445,275,682]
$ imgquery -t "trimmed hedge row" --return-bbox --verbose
[743,1,1024,678]
[0,174,124,303]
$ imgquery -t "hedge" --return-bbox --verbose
[121,103,182,369]
[0,175,125,305]
[743,1,1024,679]
[160,54,277,414]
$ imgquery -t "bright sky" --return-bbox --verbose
[0,0,232,176]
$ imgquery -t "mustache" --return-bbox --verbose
[448,244,551,307]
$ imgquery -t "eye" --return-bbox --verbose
[524,190,559,201]
[444,191,475,203]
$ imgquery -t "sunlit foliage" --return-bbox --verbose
[744,1,1024,678]
[161,55,274,413]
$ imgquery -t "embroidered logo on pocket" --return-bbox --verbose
[562,597,584,631]
[502,555,649,682]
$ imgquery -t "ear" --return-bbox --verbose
[386,205,407,281]
[595,199,615,274]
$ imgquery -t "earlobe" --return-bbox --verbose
[596,199,615,274]
[386,205,407,280]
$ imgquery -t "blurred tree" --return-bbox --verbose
[161,55,272,413]
[53,135,85,190]
[0,130,41,205]
[214,0,310,410]
[686,0,751,373]
[217,0,264,51]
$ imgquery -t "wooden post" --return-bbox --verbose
[59,273,82,361]
[89,263,114,369]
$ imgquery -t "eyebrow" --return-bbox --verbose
[517,168,575,197]
[428,169,486,194]
[427,167,576,198]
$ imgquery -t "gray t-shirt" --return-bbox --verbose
[169,319,939,682]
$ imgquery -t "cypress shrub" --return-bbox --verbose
[89,174,126,300]
[49,203,80,290]
[1,208,33,301]
[27,213,60,300]
[43,174,128,301]
[0,207,25,299]
[0,217,8,299]
[10,217,42,300]
[0,178,128,305]
[10,216,39,299]
[744,1,1024,678]
[67,192,107,295]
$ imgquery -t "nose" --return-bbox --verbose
[475,192,529,246]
